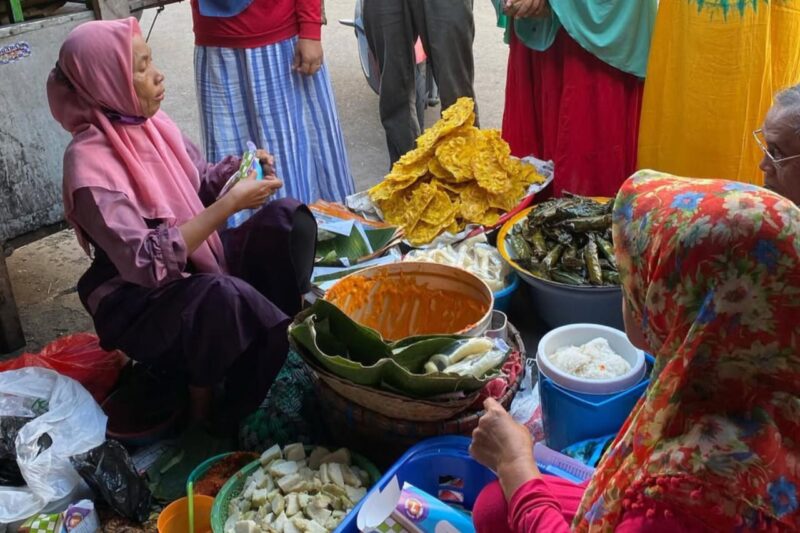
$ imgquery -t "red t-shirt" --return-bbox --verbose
[190,0,322,49]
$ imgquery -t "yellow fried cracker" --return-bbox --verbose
[436,180,468,195]
[420,188,457,226]
[403,182,438,231]
[472,131,512,195]
[510,158,546,185]
[482,129,513,170]
[436,131,477,182]
[487,190,519,212]
[406,221,446,246]
[440,97,475,130]
[471,208,502,227]
[415,98,475,153]
[459,184,491,222]
[428,157,454,180]
[393,148,433,178]
[369,173,418,201]
[377,190,411,226]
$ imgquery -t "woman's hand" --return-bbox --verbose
[293,39,324,76]
[504,0,550,18]
[227,171,282,212]
[255,149,276,178]
[470,398,540,499]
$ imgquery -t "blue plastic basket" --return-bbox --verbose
[335,435,586,533]
[335,437,492,532]
[493,273,519,312]
[538,355,655,452]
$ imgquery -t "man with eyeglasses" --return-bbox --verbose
[756,84,800,205]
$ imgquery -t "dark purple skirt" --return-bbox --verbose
[82,199,316,415]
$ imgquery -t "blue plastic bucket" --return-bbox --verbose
[538,355,655,452]
[493,273,519,312]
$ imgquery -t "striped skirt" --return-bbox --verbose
[195,37,356,204]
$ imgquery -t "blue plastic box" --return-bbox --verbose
[336,437,494,532]
[493,273,520,313]
[539,355,655,452]
[336,436,585,533]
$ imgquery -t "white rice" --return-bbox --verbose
[548,337,631,379]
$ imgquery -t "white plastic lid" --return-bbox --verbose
[537,323,646,395]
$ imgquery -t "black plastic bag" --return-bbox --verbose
[0,417,28,486]
[0,416,51,487]
[70,440,152,522]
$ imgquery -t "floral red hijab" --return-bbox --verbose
[573,171,800,531]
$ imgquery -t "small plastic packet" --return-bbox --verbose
[358,477,475,533]
[61,500,99,533]
[222,141,264,229]
[19,514,63,533]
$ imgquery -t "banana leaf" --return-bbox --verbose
[289,300,492,398]
[316,225,400,267]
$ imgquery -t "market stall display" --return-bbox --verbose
[323,262,493,340]
[309,202,405,293]
[498,204,624,329]
[289,299,507,399]
[506,195,618,286]
[300,318,526,465]
[402,235,520,312]
[212,444,380,533]
[365,97,549,246]
[403,235,510,291]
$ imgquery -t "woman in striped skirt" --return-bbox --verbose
[191,0,355,204]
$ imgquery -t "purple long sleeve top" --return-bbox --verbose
[71,137,240,313]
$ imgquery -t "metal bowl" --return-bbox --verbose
[324,262,494,340]
[497,207,623,329]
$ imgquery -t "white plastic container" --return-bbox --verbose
[537,324,645,395]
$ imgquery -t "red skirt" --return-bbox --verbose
[503,29,644,198]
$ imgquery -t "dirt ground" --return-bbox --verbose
[4,0,509,355]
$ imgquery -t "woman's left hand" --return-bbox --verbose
[505,0,550,19]
[294,39,324,76]
[470,398,540,498]
[255,149,276,179]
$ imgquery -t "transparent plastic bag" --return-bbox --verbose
[0,368,107,523]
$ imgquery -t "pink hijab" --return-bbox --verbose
[47,18,223,274]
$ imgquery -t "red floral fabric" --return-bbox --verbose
[573,171,800,531]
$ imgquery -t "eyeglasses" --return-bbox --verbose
[753,129,800,168]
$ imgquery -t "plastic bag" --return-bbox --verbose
[0,333,127,402]
[71,440,152,523]
[0,417,41,487]
[0,368,107,523]
[510,359,545,442]
[223,141,263,229]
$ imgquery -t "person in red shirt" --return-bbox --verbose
[191,0,355,205]
[470,173,800,531]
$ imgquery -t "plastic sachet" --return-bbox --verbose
[223,141,263,229]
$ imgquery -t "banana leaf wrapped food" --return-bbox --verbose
[510,195,619,287]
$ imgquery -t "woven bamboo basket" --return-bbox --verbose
[310,323,527,467]
[306,359,481,422]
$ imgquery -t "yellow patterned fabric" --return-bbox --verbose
[638,0,800,185]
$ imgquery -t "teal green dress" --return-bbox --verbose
[491,0,656,77]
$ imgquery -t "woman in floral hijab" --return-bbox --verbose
[470,171,800,531]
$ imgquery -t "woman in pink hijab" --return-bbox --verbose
[47,18,317,425]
